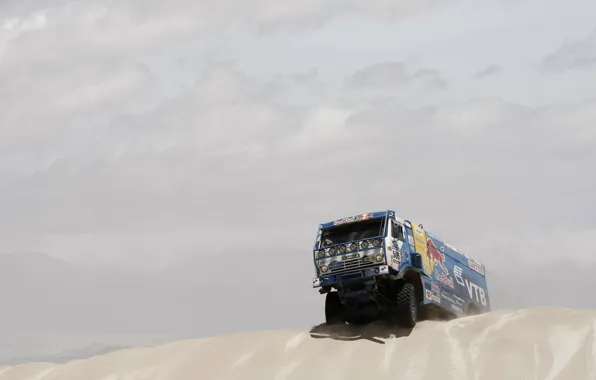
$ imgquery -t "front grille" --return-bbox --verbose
[329,256,378,273]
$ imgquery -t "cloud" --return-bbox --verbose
[1,0,456,40]
[2,61,594,267]
[473,64,502,79]
[346,61,448,92]
[541,28,596,73]
[1,35,595,258]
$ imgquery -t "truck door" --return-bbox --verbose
[389,221,405,270]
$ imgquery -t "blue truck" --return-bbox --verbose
[312,210,490,327]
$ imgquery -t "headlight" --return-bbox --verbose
[328,246,337,256]
[372,238,382,247]
[349,242,358,251]
[320,265,328,272]
[316,250,326,258]
[360,240,369,249]
[339,245,347,254]
[375,254,383,262]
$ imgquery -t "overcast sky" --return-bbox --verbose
[1,0,596,348]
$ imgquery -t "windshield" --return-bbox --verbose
[319,217,386,247]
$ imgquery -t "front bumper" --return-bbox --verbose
[312,264,389,288]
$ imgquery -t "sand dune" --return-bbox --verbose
[2,307,596,380]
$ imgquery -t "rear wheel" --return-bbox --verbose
[466,303,480,316]
[395,282,418,328]
[325,291,345,325]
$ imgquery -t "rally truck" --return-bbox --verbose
[312,210,490,327]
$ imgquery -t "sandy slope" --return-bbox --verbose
[1,307,596,380]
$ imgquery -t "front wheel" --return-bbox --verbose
[325,291,344,325]
[395,282,418,328]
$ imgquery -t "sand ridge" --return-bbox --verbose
[2,307,596,380]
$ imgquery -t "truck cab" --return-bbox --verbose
[312,210,490,327]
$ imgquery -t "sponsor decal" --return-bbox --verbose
[408,235,415,246]
[329,261,342,270]
[392,257,401,266]
[440,291,466,307]
[435,271,454,288]
[464,278,487,306]
[468,260,485,276]
[454,294,466,305]
[430,283,441,302]
[426,238,449,275]
[454,264,487,306]
[332,213,373,226]
[454,265,465,286]
[333,218,351,226]
[342,253,359,260]
[451,304,463,312]
[440,291,453,301]
[425,289,433,300]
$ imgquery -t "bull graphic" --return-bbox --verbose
[426,238,449,275]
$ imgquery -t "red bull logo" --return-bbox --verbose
[426,238,449,275]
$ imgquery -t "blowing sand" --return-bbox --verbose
[1,307,596,380]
